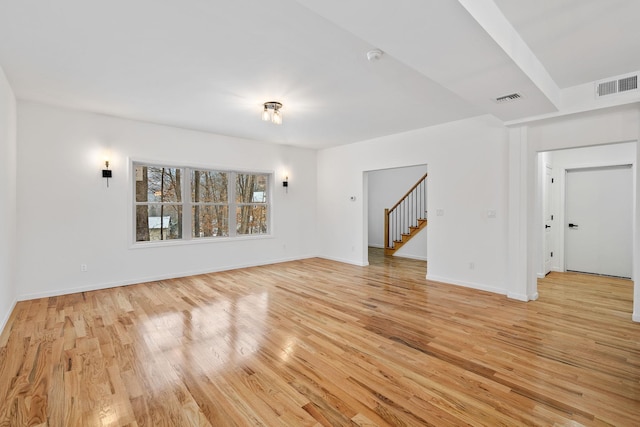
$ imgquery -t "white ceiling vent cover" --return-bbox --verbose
[596,73,639,97]
[495,93,522,103]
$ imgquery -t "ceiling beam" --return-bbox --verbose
[457,0,561,109]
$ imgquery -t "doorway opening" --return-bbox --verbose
[535,142,636,288]
[364,164,428,267]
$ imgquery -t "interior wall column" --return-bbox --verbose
[507,126,531,301]
[634,109,640,322]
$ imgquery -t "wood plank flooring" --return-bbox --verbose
[1,249,638,426]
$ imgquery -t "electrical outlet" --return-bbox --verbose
[80,264,88,272]
[469,262,475,270]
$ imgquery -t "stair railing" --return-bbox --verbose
[384,172,428,251]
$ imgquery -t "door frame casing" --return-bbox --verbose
[542,163,553,277]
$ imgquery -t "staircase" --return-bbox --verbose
[384,172,428,255]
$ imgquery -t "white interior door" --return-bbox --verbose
[565,165,633,278]
[543,165,554,275]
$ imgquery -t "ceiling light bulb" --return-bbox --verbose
[273,109,282,125]
[261,106,270,121]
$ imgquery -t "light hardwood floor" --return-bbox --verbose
[1,249,638,426]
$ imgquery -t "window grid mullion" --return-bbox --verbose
[228,171,237,237]
[183,167,192,240]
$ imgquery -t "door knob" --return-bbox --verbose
[568,223,578,228]
[545,225,551,229]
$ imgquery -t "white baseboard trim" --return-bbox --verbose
[507,292,539,302]
[17,255,319,301]
[367,245,427,262]
[426,274,507,296]
[633,312,640,323]
[393,253,428,262]
[319,255,369,267]
[538,269,562,278]
[0,298,17,336]
[506,292,529,302]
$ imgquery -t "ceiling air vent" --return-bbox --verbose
[495,93,522,103]
[596,73,639,97]
[619,75,638,92]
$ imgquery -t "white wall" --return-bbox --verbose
[367,165,428,260]
[0,67,17,332]
[318,115,509,294]
[16,101,318,299]
[9,94,638,326]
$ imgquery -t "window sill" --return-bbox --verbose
[130,234,274,249]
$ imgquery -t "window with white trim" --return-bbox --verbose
[134,163,270,242]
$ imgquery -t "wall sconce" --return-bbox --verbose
[102,159,112,187]
[282,175,288,193]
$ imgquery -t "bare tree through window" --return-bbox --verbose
[192,170,228,237]
[135,165,182,241]
[236,173,268,235]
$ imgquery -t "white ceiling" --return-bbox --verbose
[0,0,638,149]
[493,0,640,88]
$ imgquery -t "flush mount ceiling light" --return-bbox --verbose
[261,101,283,125]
